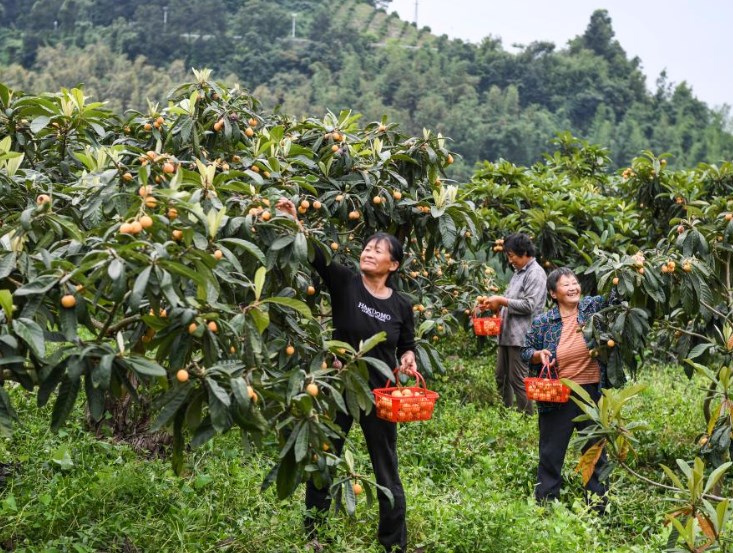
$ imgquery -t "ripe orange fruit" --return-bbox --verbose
[176,369,189,383]
[392,190,402,200]
[725,213,733,222]
[188,322,198,334]
[36,194,51,205]
[682,262,692,273]
[139,216,153,229]
[144,122,152,131]
[300,199,310,210]
[373,196,382,205]
[312,200,322,210]
[119,223,133,234]
[214,119,224,132]
[285,345,295,356]
[167,207,178,220]
[229,345,236,354]
[306,383,319,397]
[145,196,158,208]
[322,442,330,452]
[612,277,619,286]
[60,294,76,309]
[331,144,339,153]
[330,242,339,251]
[172,230,183,241]
[377,124,387,133]
[261,211,272,221]
[75,284,84,293]
[213,249,223,260]
[247,385,257,401]
[248,118,258,127]
[251,165,260,173]
[607,339,616,348]
[129,221,143,234]
[320,361,328,370]
[245,127,254,138]
[156,116,165,127]
[307,285,316,296]
[122,172,133,182]
[446,154,454,165]
[138,185,151,198]
[162,162,175,174]
[348,211,360,220]
[207,321,218,333]
[353,483,363,495]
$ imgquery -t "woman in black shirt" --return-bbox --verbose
[276,198,416,553]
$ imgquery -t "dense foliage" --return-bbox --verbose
[2,1,732,175]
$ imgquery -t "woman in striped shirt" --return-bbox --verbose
[521,267,615,511]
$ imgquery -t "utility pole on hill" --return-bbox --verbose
[414,0,418,27]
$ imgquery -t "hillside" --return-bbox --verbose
[1,0,732,174]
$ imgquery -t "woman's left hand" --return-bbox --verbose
[398,351,417,374]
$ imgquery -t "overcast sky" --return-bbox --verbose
[389,0,733,109]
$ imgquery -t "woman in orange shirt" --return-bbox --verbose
[521,267,616,511]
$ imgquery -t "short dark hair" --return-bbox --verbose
[363,232,404,266]
[503,233,536,258]
[546,267,580,301]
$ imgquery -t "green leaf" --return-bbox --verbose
[14,275,59,297]
[12,318,45,358]
[254,266,266,301]
[294,423,310,463]
[124,356,166,377]
[0,387,19,437]
[249,306,270,334]
[0,290,13,321]
[219,238,266,264]
[261,296,313,319]
[151,384,192,431]
[358,331,387,355]
[51,377,81,431]
[129,266,152,312]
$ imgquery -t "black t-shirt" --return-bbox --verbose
[312,247,416,390]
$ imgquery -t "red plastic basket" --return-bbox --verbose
[524,364,571,403]
[373,369,439,423]
[471,308,501,336]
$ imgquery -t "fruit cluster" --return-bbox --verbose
[524,378,570,403]
[374,387,436,423]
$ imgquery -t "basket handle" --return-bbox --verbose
[383,368,427,389]
[538,363,559,380]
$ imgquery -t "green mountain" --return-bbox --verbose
[2,0,731,174]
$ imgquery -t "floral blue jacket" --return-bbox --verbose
[521,292,617,409]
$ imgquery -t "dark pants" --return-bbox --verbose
[495,345,533,415]
[536,383,607,506]
[305,407,406,553]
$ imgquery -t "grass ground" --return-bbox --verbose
[0,338,710,552]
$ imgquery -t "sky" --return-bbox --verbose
[388,0,733,109]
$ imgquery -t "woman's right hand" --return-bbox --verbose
[276,197,298,220]
[538,349,555,367]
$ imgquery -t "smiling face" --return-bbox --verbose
[360,239,399,278]
[550,274,582,309]
[506,250,532,270]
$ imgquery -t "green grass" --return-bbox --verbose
[0,338,712,552]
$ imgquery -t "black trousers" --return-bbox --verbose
[536,383,608,504]
[305,407,407,553]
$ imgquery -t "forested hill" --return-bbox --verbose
[2,0,732,174]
